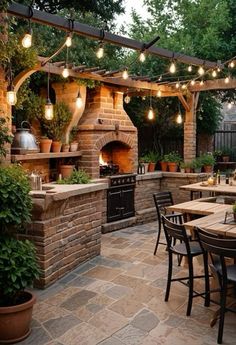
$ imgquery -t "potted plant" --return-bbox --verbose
[38,101,72,153]
[56,169,91,184]
[0,164,41,344]
[39,135,52,153]
[69,126,79,152]
[179,161,186,173]
[192,157,203,173]
[182,161,192,173]
[164,151,182,172]
[139,154,150,173]
[213,150,222,162]
[221,147,232,162]
[200,153,215,173]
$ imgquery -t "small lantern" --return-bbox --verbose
[137,162,145,174]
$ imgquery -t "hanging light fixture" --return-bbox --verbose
[65,33,72,47]
[139,51,146,63]
[76,88,83,109]
[44,69,53,120]
[175,81,180,89]
[124,95,131,104]
[212,70,217,77]
[190,80,195,86]
[147,91,154,120]
[6,63,17,106]
[225,76,230,84]
[176,99,183,124]
[122,68,129,80]
[198,65,205,76]
[187,65,192,72]
[229,61,235,68]
[22,5,33,48]
[181,84,187,89]
[96,28,105,59]
[62,46,70,78]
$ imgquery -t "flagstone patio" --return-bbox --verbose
[19,222,235,345]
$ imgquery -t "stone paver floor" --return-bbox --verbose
[20,222,236,345]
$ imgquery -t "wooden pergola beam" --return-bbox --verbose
[7,2,222,69]
[189,78,236,92]
[178,94,190,112]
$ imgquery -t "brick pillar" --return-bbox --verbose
[183,92,199,162]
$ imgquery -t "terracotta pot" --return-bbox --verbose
[70,142,78,152]
[62,144,70,152]
[160,161,168,172]
[204,165,213,173]
[185,167,191,173]
[148,162,156,172]
[39,138,52,153]
[60,165,75,178]
[168,162,178,172]
[0,291,36,344]
[51,141,62,153]
[222,155,230,162]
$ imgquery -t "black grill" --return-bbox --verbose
[107,174,136,223]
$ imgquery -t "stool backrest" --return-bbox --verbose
[162,215,190,252]
[153,191,174,220]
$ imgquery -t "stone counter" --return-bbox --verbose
[23,182,108,288]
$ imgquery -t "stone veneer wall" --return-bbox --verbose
[21,189,104,288]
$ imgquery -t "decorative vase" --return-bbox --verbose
[51,141,62,153]
[62,144,70,152]
[60,165,75,178]
[0,291,36,344]
[148,162,156,172]
[168,162,178,172]
[70,142,78,152]
[160,161,168,172]
[39,138,52,153]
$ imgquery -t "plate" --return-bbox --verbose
[200,182,208,187]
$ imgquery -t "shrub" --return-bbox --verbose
[0,117,13,159]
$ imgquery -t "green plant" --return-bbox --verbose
[199,153,215,166]
[38,101,72,141]
[180,161,192,169]
[213,150,222,159]
[0,116,13,160]
[56,169,91,184]
[221,147,232,156]
[140,151,160,163]
[0,236,40,306]
[163,151,182,163]
[192,157,203,169]
[0,164,40,307]
[69,126,78,143]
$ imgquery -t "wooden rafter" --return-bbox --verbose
[178,94,190,112]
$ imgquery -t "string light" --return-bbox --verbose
[176,112,182,124]
[65,33,72,47]
[122,68,129,80]
[169,61,176,73]
[157,90,162,97]
[181,84,187,89]
[6,86,17,106]
[227,102,233,109]
[212,70,217,77]
[198,65,205,76]
[190,80,195,86]
[96,42,104,59]
[175,82,180,89]
[200,80,204,86]
[187,65,192,72]
[139,51,146,62]
[76,90,83,109]
[62,65,69,78]
[22,6,33,48]
[44,69,53,120]
[148,91,154,120]
[217,66,221,72]
[225,76,230,84]
[124,95,131,104]
[229,61,235,68]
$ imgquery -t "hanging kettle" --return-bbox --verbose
[11,121,40,154]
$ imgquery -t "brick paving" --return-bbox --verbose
[20,222,236,345]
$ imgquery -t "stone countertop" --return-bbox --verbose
[30,181,108,201]
[136,171,207,180]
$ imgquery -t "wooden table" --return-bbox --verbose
[180,181,236,200]
[167,199,236,237]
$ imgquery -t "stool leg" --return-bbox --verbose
[153,220,161,255]
[165,251,173,302]
[203,252,210,307]
[217,282,227,344]
[187,258,194,316]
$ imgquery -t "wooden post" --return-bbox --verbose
[183,92,199,162]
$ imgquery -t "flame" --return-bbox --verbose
[99,154,107,165]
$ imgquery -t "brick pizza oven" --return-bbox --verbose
[77,85,138,179]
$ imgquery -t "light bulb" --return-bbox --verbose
[96,43,104,59]
[44,99,53,120]
[176,112,182,124]
[65,34,72,47]
[198,66,205,76]
[62,67,69,78]
[217,67,221,72]
[76,94,83,109]
[190,80,195,86]
[212,70,217,77]
[147,107,154,120]
[175,82,180,89]
[139,52,146,62]
[187,65,192,72]
[122,68,129,80]
[225,76,230,84]
[124,95,131,104]
[169,61,176,73]
[6,90,17,106]
[229,61,235,68]
[228,103,233,109]
[22,33,32,48]
[181,84,187,89]
[200,80,204,86]
[157,90,162,97]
